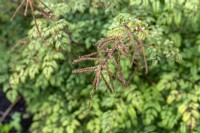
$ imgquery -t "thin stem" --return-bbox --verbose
[138,38,148,74]
[24,0,29,16]
[0,97,21,123]
[11,0,26,21]
[29,0,44,40]
[38,0,52,12]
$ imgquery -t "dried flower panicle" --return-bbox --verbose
[11,0,52,39]
[73,25,147,88]
[73,17,149,110]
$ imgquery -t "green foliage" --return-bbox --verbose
[0,0,200,133]
[0,112,22,133]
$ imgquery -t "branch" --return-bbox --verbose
[0,97,21,123]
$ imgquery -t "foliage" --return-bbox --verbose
[0,0,199,133]
[0,112,22,133]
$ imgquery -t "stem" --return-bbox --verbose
[0,97,21,123]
